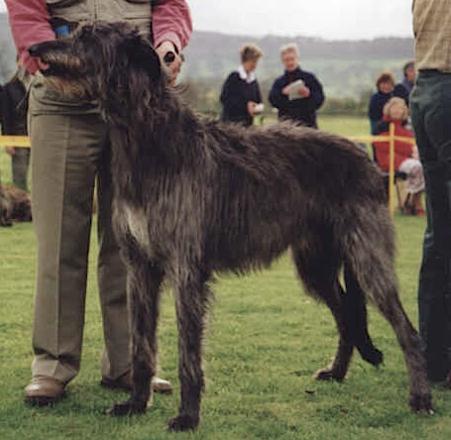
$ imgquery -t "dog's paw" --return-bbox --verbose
[357,345,384,367]
[167,414,199,432]
[314,368,345,382]
[106,400,147,417]
[410,393,434,415]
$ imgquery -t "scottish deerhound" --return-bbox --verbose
[29,23,433,431]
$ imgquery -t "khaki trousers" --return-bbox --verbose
[28,78,130,383]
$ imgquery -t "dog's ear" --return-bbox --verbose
[125,36,161,80]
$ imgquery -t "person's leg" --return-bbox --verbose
[411,73,451,382]
[28,82,108,389]
[96,146,131,381]
[11,147,30,191]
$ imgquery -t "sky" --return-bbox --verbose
[0,0,414,41]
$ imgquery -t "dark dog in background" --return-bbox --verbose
[29,23,433,431]
[0,182,32,226]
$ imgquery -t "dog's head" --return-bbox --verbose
[29,22,162,101]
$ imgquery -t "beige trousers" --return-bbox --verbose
[28,77,130,383]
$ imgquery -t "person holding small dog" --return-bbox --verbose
[220,44,264,127]
[269,43,325,128]
[6,0,192,407]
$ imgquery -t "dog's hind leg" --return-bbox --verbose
[168,267,212,432]
[292,246,353,382]
[108,244,164,417]
[343,265,383,367]
[360,273,432,412]
[344,208,432,413]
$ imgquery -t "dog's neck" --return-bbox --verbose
[101,69,182,146]
[101,70,202,203]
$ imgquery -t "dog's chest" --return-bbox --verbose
[122,204,150,249]
[127,206,149,245]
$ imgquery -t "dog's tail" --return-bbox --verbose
[341,200,398,307]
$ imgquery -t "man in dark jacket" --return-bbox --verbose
[0,66,30,191]
[269,43,325,128]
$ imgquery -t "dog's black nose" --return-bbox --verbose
[28,44,42,57]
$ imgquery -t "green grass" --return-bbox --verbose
[1,116,450,440]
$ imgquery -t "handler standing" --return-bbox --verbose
[411,0,451,384]
[5,0,192,405]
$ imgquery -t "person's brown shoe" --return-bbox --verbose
[24,376,66,407]
[101,372,173,394]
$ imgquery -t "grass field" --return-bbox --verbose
[1,116,450,440]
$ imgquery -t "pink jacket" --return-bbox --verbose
[5,0,193,74]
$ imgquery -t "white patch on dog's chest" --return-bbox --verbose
[124,205,149,248]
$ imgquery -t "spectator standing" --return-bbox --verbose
[6,0,192,406]
[411,0,451,385]
[0,66,31,191]
[394,61,416,105]
[269,43,325,128]
[220,44,264,127]
[368,72,395,135]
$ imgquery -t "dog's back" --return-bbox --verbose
[199,120,385,273]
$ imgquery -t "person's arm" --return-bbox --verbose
[368,94,382,121]
[255,81,263,104]
[5,0,55,74]
[308,75,325,110]
[220,73,246,111]
[152,0,193,52]
[269,79,288,109]
[152,0,192,82]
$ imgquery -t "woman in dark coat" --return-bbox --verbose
[368,72,395,135]
[220,44,264,127]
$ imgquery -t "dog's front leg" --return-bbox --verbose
[108,252,164,417]
[168,269,212,432]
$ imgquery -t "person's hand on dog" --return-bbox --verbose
[37,58,50,72]
[5,147,16,156]
[156,41,183,85]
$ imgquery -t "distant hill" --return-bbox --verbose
[0,12,414,99]
[183,31,415,98]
